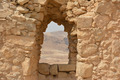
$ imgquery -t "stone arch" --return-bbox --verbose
[0,0,120,80]
[21,0,78,80]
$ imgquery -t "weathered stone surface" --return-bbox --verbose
[95,2,116,16]
[6,36,35,46]
[78,44,98,57]
[39,74,46,80]
[17,6,29,13]
[58,64,76,72]
[22,57,31,76]
[54,0,68,4]
[98,61,109,70]
[112,40,120,56]
[50,64,58,75]
[66,2,74,10]
[31,12,44,21]
[77,16,93,28]
[72,8,86,15]
[17,0,29,5]
[76,62,93,78]
[38,0,47,5]
[94,15,110,28]
[0,0,120,80]
[38,63,50,75]
[58,72,68,78]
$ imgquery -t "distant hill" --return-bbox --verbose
[39,31,69,64]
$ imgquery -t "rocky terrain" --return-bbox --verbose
[40,31,69,64]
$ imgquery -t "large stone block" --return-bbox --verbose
[78,44,98,57]
[94,15,110,28]
[38,63,50,75]
[76,62,93,78]
[50,64,58,75]
[77,16,93,28]
[58,64,76,72]
[95,2,116,16]
[6,36,35,47]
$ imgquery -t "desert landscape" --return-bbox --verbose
[40,31,69,64]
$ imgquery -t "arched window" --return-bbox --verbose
[39,21,69,64]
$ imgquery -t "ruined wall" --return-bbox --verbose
[0,0,120,80]
[76,0,120,80]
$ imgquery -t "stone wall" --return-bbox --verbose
[38,63,76,80]
[0,0,120,80]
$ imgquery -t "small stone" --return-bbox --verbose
[35,5,41,12]
[39,74,46,80]
[12,66,20,72]
[11,28,21,36]
[76,62,93,78]
[24,13,31,18]
[98,61,109,70]
[60,5,66,11]
[50,64,58,75]
[80,44,98,57]
[28,32,35,37]
[22,58,31,76]
[17,6,29,13]
[0,26,4,32]
[17,0,29,5]
[54,0,68,5]
[58,72,68,78]
[38,63,50,75]
[66,2,74,10]
[112,40,120,56]
[38,0,47,5]
[58,64,76,72]
[27,5,34,11]
[34,13,44,21]
[77,16,93,28]
[11,14,26,22]
[72,8,86,15]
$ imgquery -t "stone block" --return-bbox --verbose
[33,12,44,21]
[38,63,50,75]
[95,2,116,16]
[22,57,31,76]
[17,6,29,13]
[78,44,98,58]
[17,0,29,5]
[94,15,110,28]
[58,64,76,72]
[54,0,68,4]
[58,72,68,78]
[39,74,46,80]
[77,16,93,28]
[38,0,47,5]
[50,64,58,75]
[112,40,120,56]
[76,62,93,78]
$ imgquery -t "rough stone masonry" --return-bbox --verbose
[0,0,120,80]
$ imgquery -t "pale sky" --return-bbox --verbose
[46,21,64,32]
